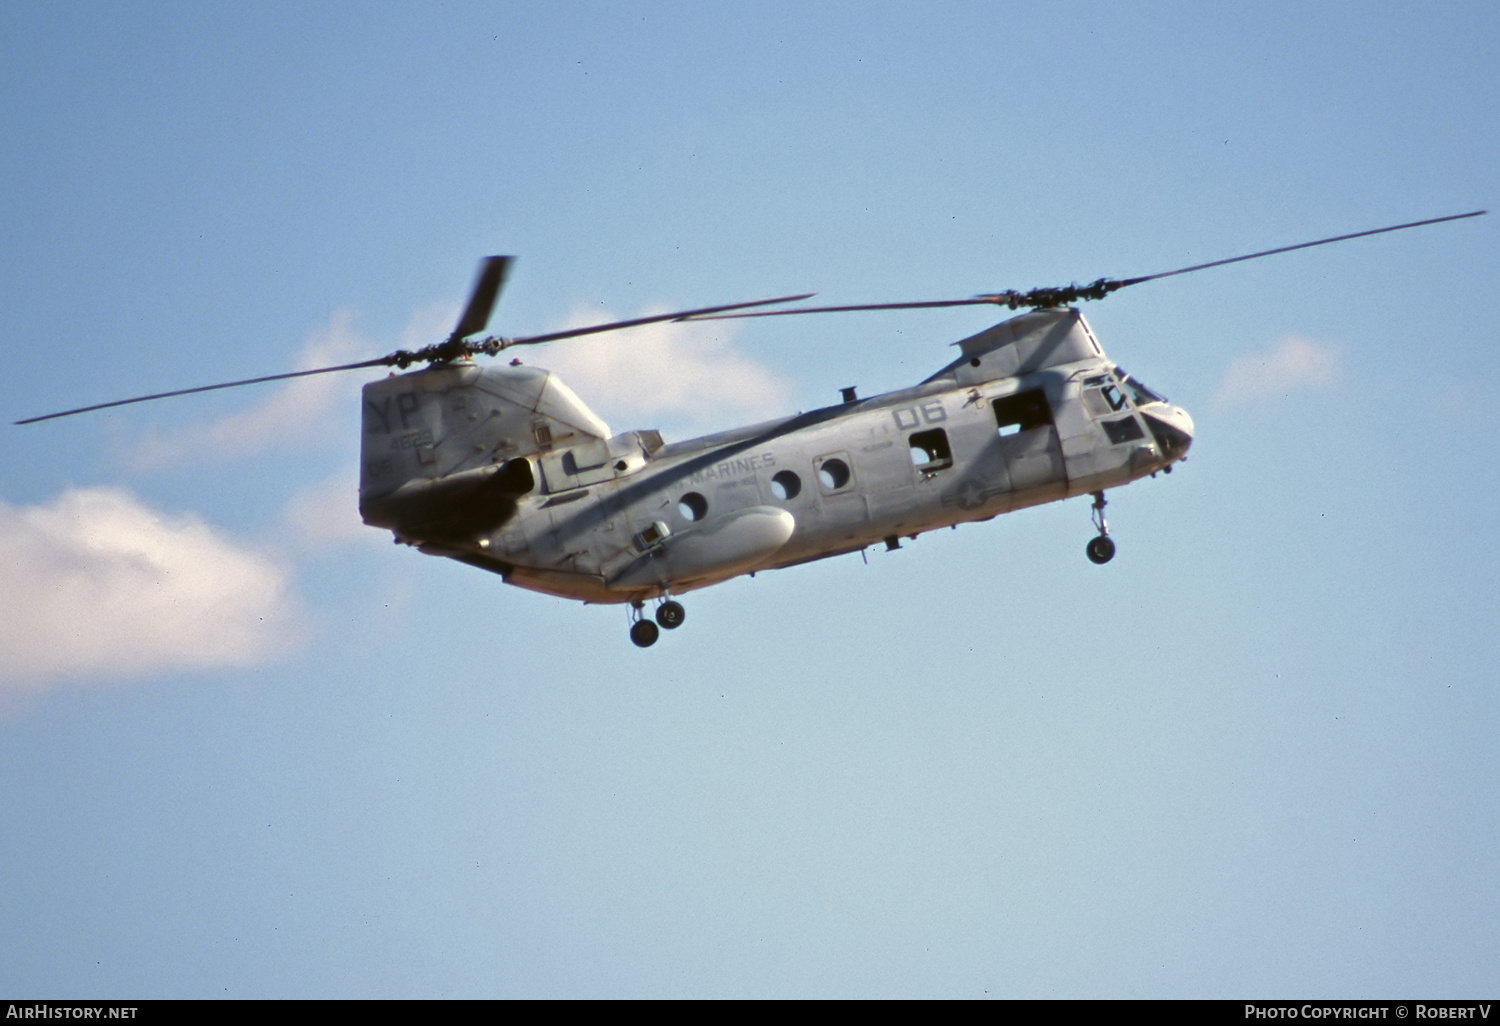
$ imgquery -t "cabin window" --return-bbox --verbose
[770,470,802,501]
[816,456,853,492]
[992,389,1052,437]
[679,492,709,521]
[908,428,953,472]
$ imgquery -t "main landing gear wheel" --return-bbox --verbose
[1086,490,1115,564]
[630,619,660,648]
[655,600,686,629]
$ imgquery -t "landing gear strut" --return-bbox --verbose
[629,601,660,648]
[629,593,687,646]
[1086,491,1116,565]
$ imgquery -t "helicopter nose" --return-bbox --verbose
[1141,404,1194,464]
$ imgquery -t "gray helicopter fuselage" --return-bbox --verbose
[357,306,1193,604]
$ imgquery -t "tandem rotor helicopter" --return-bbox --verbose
[19,211,1485,647]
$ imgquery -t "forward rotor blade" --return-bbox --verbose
[1115,210,1487,289]
[450,255,514,340]
[15,358,391,425]
[501,293,816,347]
[689,209,1489,321]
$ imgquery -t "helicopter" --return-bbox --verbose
[18,211,1485,647]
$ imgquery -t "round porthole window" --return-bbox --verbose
[770,470,802,501]
[818,458,851,491]
[678,492,708,521]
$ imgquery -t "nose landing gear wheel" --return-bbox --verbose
[1086,491,1115,564]
[655,600,686,629]
[630,619,660,648]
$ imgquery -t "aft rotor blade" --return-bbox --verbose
[450,255,514,340]
[17,293,817,424]
[684,298,997,321]
[501,293,816,346]
[15,358,391,425]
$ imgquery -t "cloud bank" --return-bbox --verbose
[1216,335,1344,407]
[0,488,302,692]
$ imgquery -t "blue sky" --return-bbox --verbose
[1,0,1495,998]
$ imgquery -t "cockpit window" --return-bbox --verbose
[1082,382,1128,417]
[1113,367,1166,406]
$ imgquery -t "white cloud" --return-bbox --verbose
[125,302,472,469]
[1216,335,1344,407]
[127,309,377,469]
[281,469,378,550]
[0,488,302,693]
[121,297,789,465]
[395,299,466,355]
[531,309,794,430]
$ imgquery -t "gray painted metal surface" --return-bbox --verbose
[357,306,1194,611]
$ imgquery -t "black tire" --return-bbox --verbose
[630,620,660,648]
[655,600,686,629]
[1086,535,1116,565]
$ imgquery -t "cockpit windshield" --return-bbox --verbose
[1113,367,1166,406]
